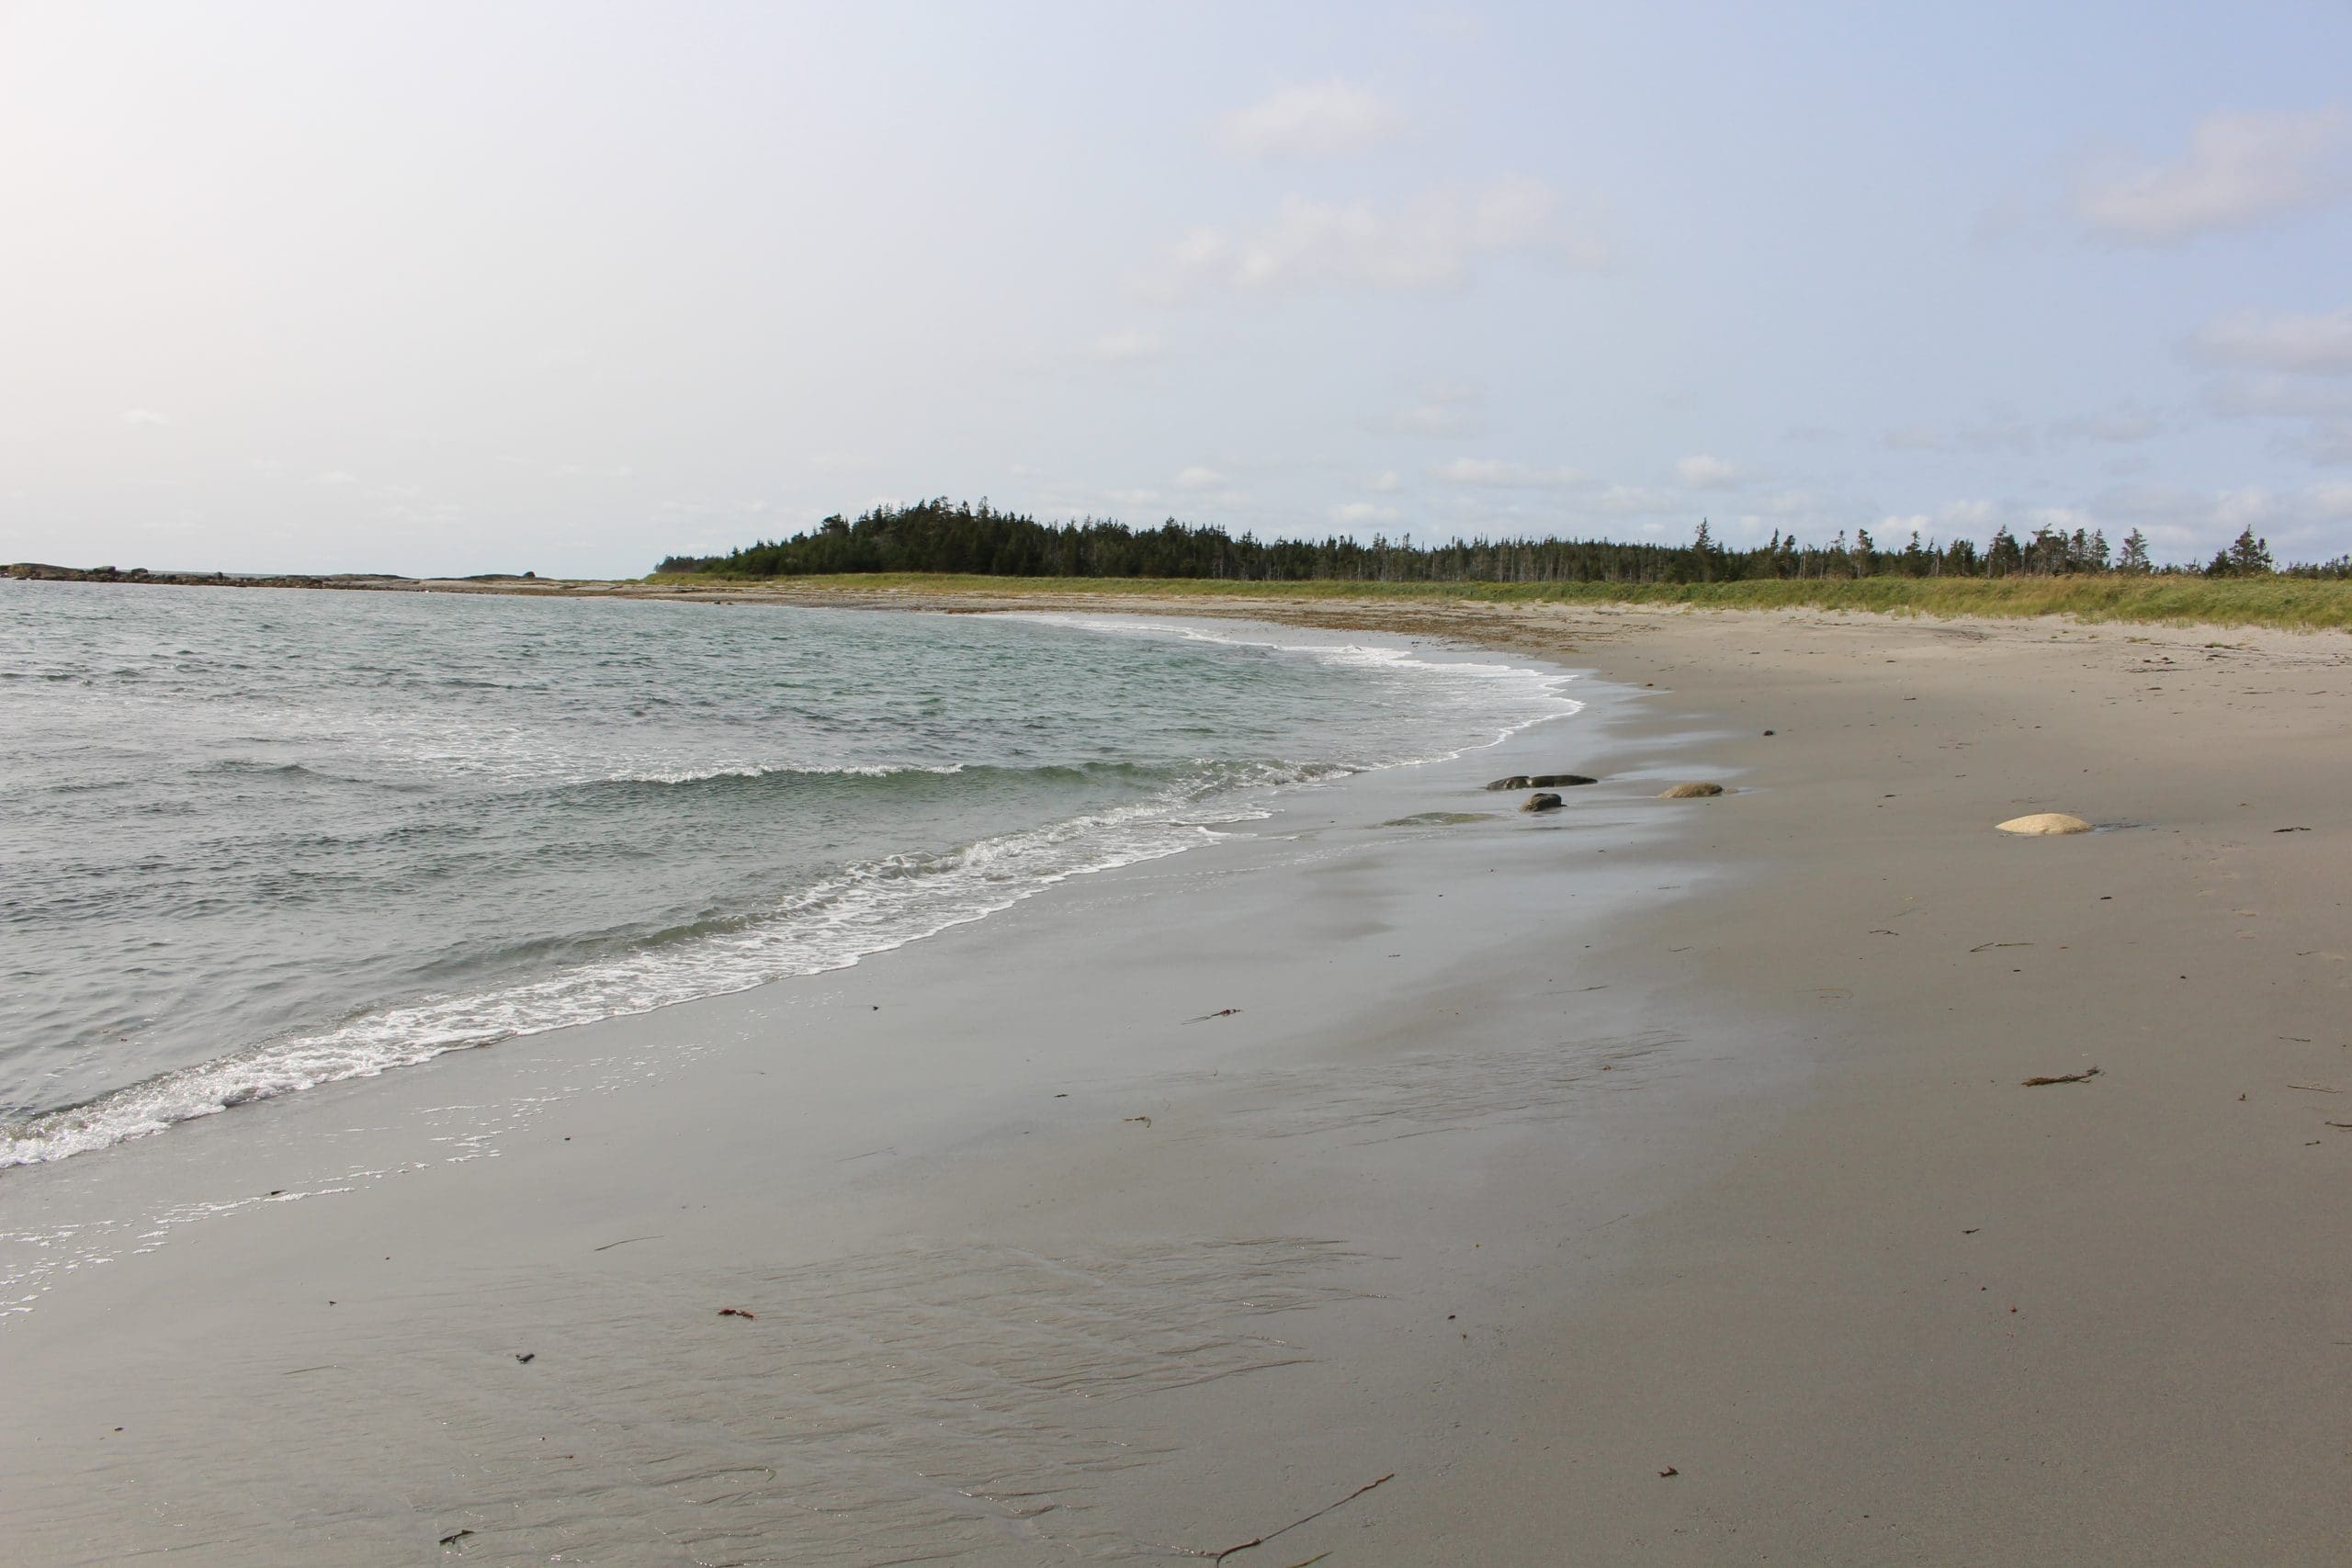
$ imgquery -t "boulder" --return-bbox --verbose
[1521,792,1565,813]
[1486,775,1532,791]
[1996,812,2092,835]
[1657,782,1725,799]
[1487,772,1597,791]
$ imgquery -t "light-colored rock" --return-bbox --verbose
[1657,782,1725,799]
[1996,812,2093,835]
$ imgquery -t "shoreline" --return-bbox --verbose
[5,596,2348,1562]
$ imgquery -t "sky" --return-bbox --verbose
[4,1,2350,577]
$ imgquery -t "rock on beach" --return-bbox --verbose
[1996,812,2092,835]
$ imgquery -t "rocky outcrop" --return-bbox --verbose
[6,563,428,590]
[1486,773,1597,791]
[1521,792,1565,812]
[1657,782,1725,798]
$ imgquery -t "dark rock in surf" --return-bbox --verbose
[1487,773,1596,791]
[1521,792,1565,812]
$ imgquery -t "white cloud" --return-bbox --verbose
[1880,424,1945,452]
[2300,420,2352,464]
[1366,470,1402,491]
[1436,457,1514,485]
[1939,499,1998,529]
[2188,307,2352,375]
[2086,482,2352,559]
[1141,178,1604,299]
[2075,109,2351,243]
[2204,371,2352,418]
[1879,417,2037,456]
[1590,484,1678,514]
[1174,466,1224,490]
[2307,480,2352,519]
[2200,367,2352,464]
[1368,381,1484,437]
[1434,457,1582,488]
[1219,80,1402,159]
[1329,501,1401,525]
[120,408,170,427]
[2051,408,2161,443]
[1675,453,1740,488]
[2218,489,2278,530]
[1086,328,1165,364]
[1416,8,1483,41]
[1876,513,1932,536]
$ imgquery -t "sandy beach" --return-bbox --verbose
[6,596,2349,1566]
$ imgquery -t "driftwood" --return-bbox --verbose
[1165,1473,1396,1562]
[2021,1066,2100,1086]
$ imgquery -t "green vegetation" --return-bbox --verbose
[642,569,2352,631]
[652,498,2352,630]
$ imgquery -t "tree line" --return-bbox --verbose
[657,498,2348,584]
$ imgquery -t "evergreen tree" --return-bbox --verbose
[2227,525,2274,575]
[1986,526,2022,578]
[653,497,2335,586]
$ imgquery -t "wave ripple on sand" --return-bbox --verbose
[21,1236,1367,1565]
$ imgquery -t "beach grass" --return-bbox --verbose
[639,571,2352,632]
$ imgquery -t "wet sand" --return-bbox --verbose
[4,600,2348,1565]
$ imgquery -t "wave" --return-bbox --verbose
[1,611,1581,1172]
[605,761,969,785]
[578,757,1236,798]
[1001,614,1580,758]
[0,758,1345,1169]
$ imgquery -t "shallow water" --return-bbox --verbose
[1,585,1576,1166]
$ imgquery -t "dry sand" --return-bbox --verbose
[4,597,2348,1566]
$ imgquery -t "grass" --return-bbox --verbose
[639,571,2352,632]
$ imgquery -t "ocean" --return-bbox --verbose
[0,584,1577,1168]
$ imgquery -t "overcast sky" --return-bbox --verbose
[5,1,2350,576]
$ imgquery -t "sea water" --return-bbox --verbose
[0,584,1576,1167]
